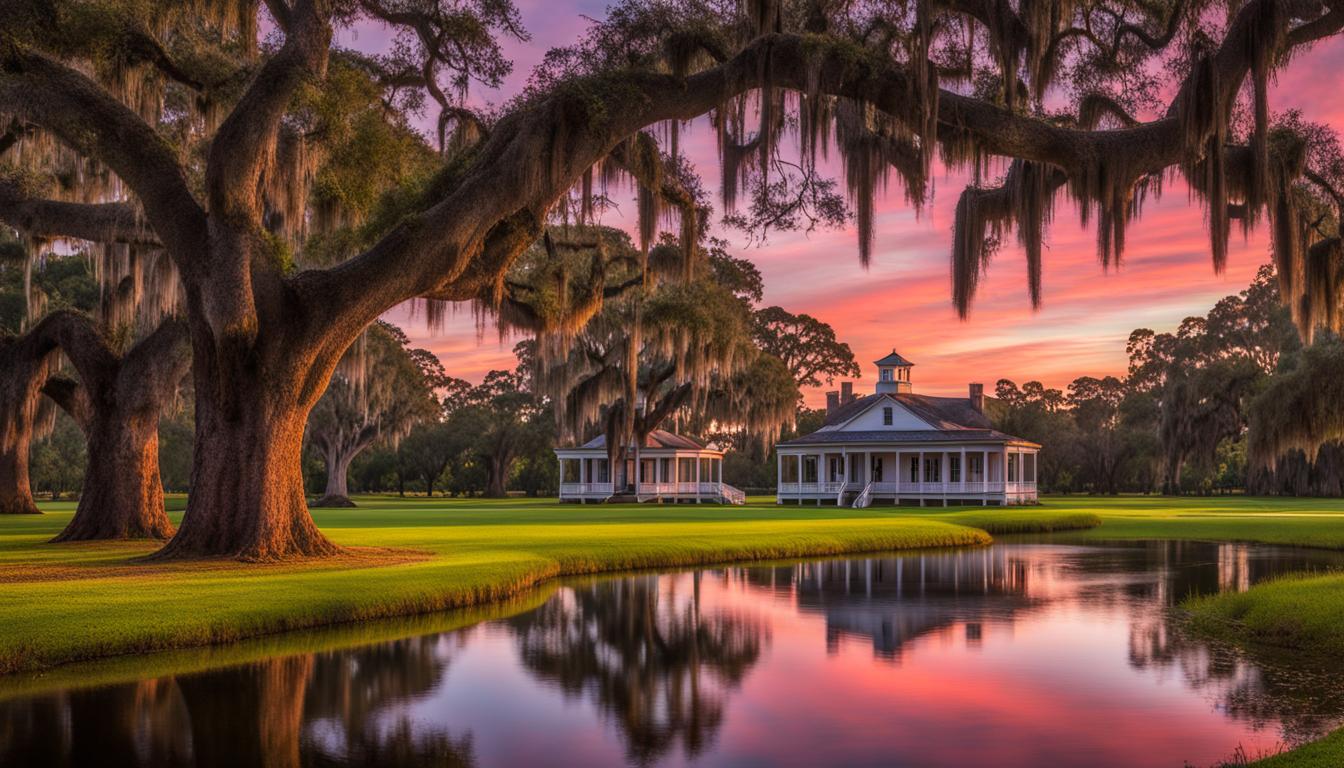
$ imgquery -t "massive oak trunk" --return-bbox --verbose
[157,382,337,560]
[0,438,39,516]
[46,316,188,542]
[153,312,343,561]
[52,404,173,541]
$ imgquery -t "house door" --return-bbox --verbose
[872,456,884,482]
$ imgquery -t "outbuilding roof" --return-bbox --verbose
[576,429,712,451]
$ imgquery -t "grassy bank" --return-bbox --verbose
[5,497,1084,676]
[5,495,1344,678]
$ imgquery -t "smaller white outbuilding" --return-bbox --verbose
[777,350,1040,507]
[556,430,745,504]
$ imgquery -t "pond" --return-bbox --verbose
[4,541,1344,767]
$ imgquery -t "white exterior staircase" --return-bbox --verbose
[851,481,874,508]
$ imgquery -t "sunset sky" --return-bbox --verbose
[352,2,1344,407]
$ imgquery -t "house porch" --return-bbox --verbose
[776,446,1038,506]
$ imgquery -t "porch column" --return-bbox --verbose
[695,456,702,503]
[559,458,566,490]
[918,450,925,506]
[863,451,870,484]
[776,454,783,501]
[579,458,587,484]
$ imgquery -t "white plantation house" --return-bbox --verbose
[777,351,1040,507]
[556,431,746,505]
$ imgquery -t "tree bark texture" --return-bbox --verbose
[47,315,188,542]
[153,316,343,560]
[0,317,65,515]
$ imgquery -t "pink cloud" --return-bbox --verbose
[347,9,1342,407]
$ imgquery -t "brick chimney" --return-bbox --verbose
[968,383,985,412]
[826,391,840,413]
[840,381,854,404]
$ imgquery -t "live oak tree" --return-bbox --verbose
[306,321,439,507]
[0,240,188,540]
[6,0,1344,557]
[523,228,798,472]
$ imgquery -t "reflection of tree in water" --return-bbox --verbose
[508,574,766,765]
[0,637,474,768]
[302,635,474,767]
[0,678,192,766]
[1129,606,1344,750]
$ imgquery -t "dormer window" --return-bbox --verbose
[882,407,893,425]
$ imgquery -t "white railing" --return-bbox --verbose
[720,484,746,505]
[560,482,615,497]
[778,480,1023,496]
[677,482,699,494]
[637,482,678,496]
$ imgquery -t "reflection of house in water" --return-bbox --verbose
[740,549,1036,660]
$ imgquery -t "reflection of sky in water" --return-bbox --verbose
[351,542,1344,767]
[5,542,1344,768]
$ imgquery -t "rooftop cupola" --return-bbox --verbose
[874,349,914,394]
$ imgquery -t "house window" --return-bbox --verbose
[1008,454,1018,482]
[881,368,892,382]
[924,457,941,483]
[968,454,983,482]
[882,407,893,425]
[908,457,919,483]
[949,455,961,483]
[872,456,883,482]
[803,456,818,483]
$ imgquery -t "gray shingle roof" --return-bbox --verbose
[778,429,1039,448]
[820,393,994,430]
[579,429,708,450]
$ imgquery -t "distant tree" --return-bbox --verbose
[992,380,1077,492]
[307,322,439,507]
[753,307,860,389]
[1067,376,1132,495]
[397,423,459,497]
[454,369,548,498]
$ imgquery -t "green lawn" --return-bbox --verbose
[0,496,1035,677]
[5,493,1344,766]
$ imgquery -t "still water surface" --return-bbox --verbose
[4,541,1344,767]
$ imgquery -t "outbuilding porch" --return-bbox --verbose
[556,449,745,504]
